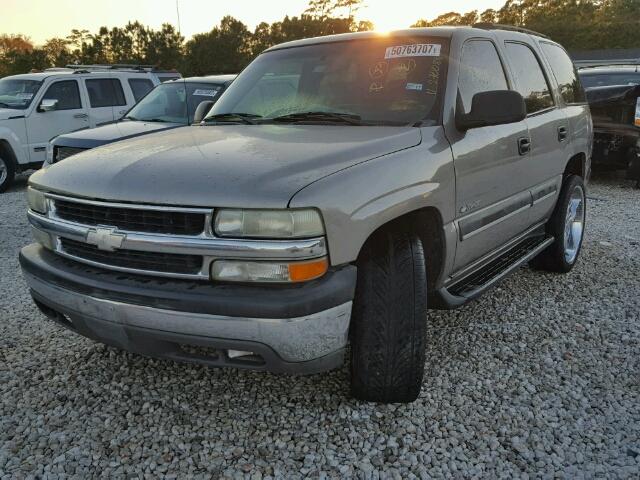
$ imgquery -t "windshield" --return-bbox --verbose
[207,37,448,126]
[125,81,224,124]
[580,72,640,88]
[0,79,42,110]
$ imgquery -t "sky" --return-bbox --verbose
[3,0,506,45]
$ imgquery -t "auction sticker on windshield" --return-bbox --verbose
[384,44,441,59]
[193,89,219,97]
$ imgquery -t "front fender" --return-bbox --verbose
[0,121,28,164]
[289,126,455,266]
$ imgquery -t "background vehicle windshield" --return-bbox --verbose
[207,37,448,126]
[126,81,223,124]
[0,79,42,109]
[580,72,640,88]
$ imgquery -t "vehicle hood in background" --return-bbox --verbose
[53,120,183,149]
[585,84,640,136]
[30,125,422,208]
[0,108,24,121]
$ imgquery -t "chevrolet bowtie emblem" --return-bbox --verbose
[86,227,125,252]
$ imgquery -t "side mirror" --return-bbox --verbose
[38,98,59,112]
[456,90,526,131]
[193,101,216,124]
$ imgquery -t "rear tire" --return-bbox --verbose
[0,155,15,193]
[350,229,427,403]
[530,175,586,273]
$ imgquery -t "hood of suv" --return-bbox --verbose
[0,108,24,121]
[30,125,422,208]
[53,120,183,149]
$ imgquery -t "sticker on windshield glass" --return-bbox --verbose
[384,43,441,59]
[193,89,218,97]
[406,83,423,91]
[16,93,34,100]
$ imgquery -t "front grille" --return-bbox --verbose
[60,238,202,275]
[54,146,87,163]
[54,200,206,235]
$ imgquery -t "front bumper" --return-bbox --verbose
[20,244,357,374]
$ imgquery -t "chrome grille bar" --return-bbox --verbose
[28,193,328,280]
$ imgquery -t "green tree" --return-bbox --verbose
[184,16,252,76]
[145,24,184,69]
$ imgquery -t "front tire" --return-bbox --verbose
[350,230,427,403]
[0,155,15,193]
[530,175,586,273]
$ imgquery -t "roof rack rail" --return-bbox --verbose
[472,23,550,40]
[575,59,640,68]
[65,64,157,72]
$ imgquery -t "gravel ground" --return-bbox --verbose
[1,173,639,479]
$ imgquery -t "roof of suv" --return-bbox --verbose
[579,65,640,75]
[178,74,237,84]
[3,69,169,82]
[264,25,551,53]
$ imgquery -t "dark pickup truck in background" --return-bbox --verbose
[580,65,640,187]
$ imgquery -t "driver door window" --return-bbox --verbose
[42,80,82,110]
[458,40,509,114]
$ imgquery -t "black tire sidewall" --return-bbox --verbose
[350,230,427,403]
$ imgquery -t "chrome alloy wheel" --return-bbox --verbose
[0,158,7,185]
[564,185,585,264]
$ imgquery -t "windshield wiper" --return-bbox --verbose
[142,118,173,123]
[0,102,11,108]
[270,111,362,125]
[204,113,262,125]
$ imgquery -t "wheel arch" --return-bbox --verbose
[0,139,18,168]
[355,206,446,294]
[564,152,587,179]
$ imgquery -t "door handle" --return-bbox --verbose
[518,137,531,155]
[118,110,127,115]
[558,126,568,142]
[74,113,88,119]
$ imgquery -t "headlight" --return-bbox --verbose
[214,209,324,238]
[27,187,47,214]
[212,257,328,283]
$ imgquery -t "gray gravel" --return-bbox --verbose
[1,173,639,479]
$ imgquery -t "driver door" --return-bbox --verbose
[447,38,532,273]
[28,79,89,163]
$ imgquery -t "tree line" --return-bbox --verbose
[1,0,639,78]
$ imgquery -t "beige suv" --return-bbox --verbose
[21,25,591,403]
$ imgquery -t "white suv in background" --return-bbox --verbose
[0,65,181,192]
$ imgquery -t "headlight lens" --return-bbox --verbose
[214,209,324,238]
[212,257,328,283]
[27,187,47,214]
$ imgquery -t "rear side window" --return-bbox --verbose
[42,80,82,110]
[458,40,509,114]
[504,42,554,114]
[540,42,585,104]
[85,78,127,107]
[128,78,155,102]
